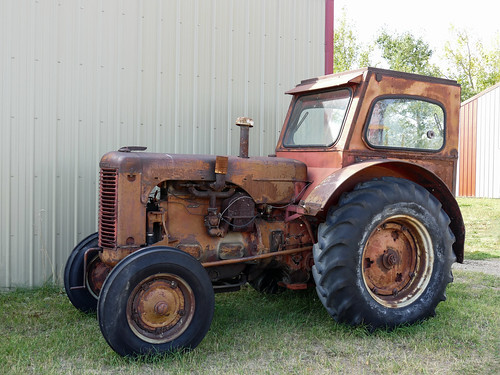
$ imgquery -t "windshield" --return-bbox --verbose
[283,89,351,147]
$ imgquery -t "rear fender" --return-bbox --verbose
[301,160,464,263]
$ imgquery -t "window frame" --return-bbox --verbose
[282,87,353,149]
[363,95,447,153]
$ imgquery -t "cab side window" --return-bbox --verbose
[366,97,445,151]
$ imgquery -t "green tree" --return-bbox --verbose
[333,10,372,73]
[444,27,500,101]
[376,30,441,77]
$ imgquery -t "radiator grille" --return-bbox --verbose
[99,168,118,248]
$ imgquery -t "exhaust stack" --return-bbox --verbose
[235,117,254,158]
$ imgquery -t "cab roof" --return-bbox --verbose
[285,67,460,95]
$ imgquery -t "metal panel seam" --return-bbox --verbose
[174,0,181,153]
[155,0,163,152]
[259,1,266,156]
[73,0,82,251]
[192,0,199,153]
[136,1,144,146]
[209,0,216,154]
[226,0,234,155]
[3,0,13,288]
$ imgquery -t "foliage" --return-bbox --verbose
[375,30,442,77]
[444,27,500,101]
[332,15,500,102]
[333,9,372,72]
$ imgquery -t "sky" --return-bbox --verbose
[334,0,499,62]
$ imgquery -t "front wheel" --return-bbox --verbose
[98,246,215,357]
[312,177,456,328]
[64,233,111,313]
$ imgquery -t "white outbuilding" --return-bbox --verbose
[0,0,333,288]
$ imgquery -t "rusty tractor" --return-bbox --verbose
[64,67,465,357]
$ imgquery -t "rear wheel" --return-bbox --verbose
[64,233,111,313]
[249,269,285,294]
[98,246,215,357]
[312,177,456,328]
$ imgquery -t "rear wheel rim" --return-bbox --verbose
[126,273,196,344]
[362,215,434,308]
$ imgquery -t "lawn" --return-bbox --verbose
[457,197,500,260]
[0,198,499,374]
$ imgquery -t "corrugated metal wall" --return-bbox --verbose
[475,84,500,198]
[0,0,326,288]
[458,83,500,198]
[458,100,477,196]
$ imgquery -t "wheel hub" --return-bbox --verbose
[362,216,433,308]
[154,301,170,316]
[127,273,195,344]
[381,248,400,270]
[86,256,112,299]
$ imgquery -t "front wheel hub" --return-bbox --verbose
[127,273,195,344]
[154,302,170,316]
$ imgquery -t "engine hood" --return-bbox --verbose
[100,151,308,204]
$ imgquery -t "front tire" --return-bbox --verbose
[312,177,456,328]
[64,233,111,313]
[98,246,215,357]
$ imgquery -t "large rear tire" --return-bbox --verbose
[312,177,456,328]
[98,246,215,357]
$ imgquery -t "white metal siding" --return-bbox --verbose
[0,0,325,288]
[476,84,500,198]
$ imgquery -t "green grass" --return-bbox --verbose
[0,198,499,374]
[1,275,499,374]
[457,197,500,260]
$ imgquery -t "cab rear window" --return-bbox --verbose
[365,97,445,151]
